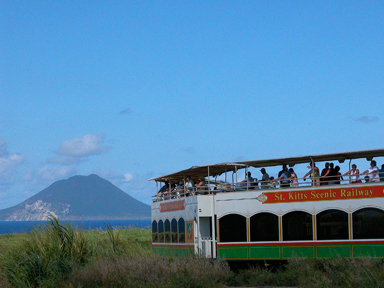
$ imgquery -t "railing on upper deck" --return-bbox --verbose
[152,173,382,202]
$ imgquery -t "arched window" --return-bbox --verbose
[317,209,348,240]
[250,212,279,242]
[353,208,384,239]
[219,214,247,242]
[171,218,178,243]
[158,220,164,242]
[164,219,170,243]
[283,211,313,241]
[178,218,185,243]
[152,220,158,243]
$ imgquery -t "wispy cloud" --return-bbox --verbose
[91,168,154,204]
[21,165,78,191]
[181,147,196,153]
[55,133,110,158]
[0,138,25,185]
[119,108,132,115]
[36,165,77,182]
[233,156,246,162]
[355,116,379,123]
[46,155,82,165]
[0,138,8,157]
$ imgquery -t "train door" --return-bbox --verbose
[198,217,217,258]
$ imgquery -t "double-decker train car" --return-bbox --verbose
[150,149,384,260]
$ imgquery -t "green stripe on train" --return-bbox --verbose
[218,244,384,260]
[153,246,194,257]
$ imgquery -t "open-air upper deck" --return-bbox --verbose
[150,149,384,202]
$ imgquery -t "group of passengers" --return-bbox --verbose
[241,160,384,189]
[156,161,384,199]
[238,165,299,190]
[156,176,206,199]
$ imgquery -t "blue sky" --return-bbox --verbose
[1,1,383,209]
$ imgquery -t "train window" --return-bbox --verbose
[250,212,279,242]
[152,220,158,243]
[219,214,247,242]
[164,219,170,243]
[171,218,178,243]
[353,208,384,239]
[179,218,185,243]
[317,209,348,240]
[283,211,313,241]
[158,220,164,242]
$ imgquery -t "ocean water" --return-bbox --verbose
[0,219,151,235]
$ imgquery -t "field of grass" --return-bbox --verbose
[1,217,384,287]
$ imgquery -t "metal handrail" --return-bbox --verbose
[152,176,382,202]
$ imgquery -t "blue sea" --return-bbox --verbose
[0,219,151,235]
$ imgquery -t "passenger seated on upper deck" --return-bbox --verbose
[303,162,320,186]
[238,172,255,188]
[172,182,184,198]
[362,160,380,182]
[342,164,361,183]
[185,176,195,196]
[195,178,207,194]
[195,178,204,187]
[274,166,291,188]
[268,176,278,189]
[259,168,269,190]
[157,181,170,197]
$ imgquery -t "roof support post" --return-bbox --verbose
[208,166,210,194]
[310,156,314,186]
[348,159,352,184]
[246,165,249,191]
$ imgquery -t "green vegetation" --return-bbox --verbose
[1,217,384,287]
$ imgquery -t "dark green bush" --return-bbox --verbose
[67,255,230,288]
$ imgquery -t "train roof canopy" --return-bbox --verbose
[149,148,384,183]
[237,148,384,168]
[148,163,246,183]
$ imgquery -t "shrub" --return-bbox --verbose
[285,256,384,288]
[67,255,230,288]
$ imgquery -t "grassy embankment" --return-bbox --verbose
[1,217,384,287]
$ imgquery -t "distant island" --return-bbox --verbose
[0,174,150,221]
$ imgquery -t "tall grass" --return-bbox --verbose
[3,219,384,287]
[0,215,90,287]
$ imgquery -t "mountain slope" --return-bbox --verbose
[0,174,150,220]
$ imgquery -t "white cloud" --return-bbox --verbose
[0,138,24,185]
[36,165,77,182]
[90,169,134,185]
[124,173,133,182]
[55,133,110,158]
